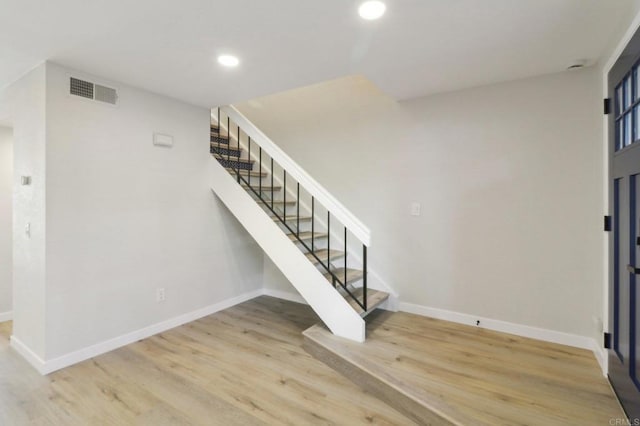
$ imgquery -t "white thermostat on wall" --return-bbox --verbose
[153,133,173,148]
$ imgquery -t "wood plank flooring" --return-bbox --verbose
[0,297,413,425]
[304,309,625,426]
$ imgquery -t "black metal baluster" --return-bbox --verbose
[283,170,287,221]
[217,108,220,131]
[327,211,330,271]
[237,126,241,183]
[311,197,315,254]
[259,147,262,197]
[363,244,367,311]
[247,135,251,187]
[271,158,274,212]
[344,227,347,289]
[227,115,231,166]
[296,183,300,237]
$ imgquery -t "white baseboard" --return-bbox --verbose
[399,302,602,368]
[0,311,12,322]
[263,291,607,371]
[590,339,608,376]
[262,288,307,305]
[11,288,608,376]
[12,289,263,375]
[10,336,47,374]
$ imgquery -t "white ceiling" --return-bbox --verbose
[0,0,633,107]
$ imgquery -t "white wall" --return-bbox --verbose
[40,63,264,359]
[237,69,604,342]
[2,64,48,359]
[0,126,13,317]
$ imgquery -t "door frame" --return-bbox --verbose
[607,17,640,422]
[605,13,640,373]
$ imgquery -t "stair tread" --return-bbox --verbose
[257,199,296,206]
[323,268,364,286]
[213,154,254,164]
[345,288,389,316]
[241,184,281,191]
[211,142,241,150]
[271,215,312,222]
[226,168,267,177]
[286,231,327,242]
[305,249,344,264]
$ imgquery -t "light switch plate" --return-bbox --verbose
[153,133,173,148]
[410,202,421,216]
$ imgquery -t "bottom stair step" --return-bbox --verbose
[343,288,389,317]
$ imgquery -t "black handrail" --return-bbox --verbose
[215,108,368,312]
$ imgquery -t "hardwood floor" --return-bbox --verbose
[0,297,413,425]
[1,298,626,425]
[304,309,625,426]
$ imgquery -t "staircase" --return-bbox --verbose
[209,106,389,342]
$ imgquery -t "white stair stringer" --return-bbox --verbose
[209,157,366,342]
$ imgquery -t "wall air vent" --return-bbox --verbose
[69,77,118,105]
[70,77,94,99]
[94,84,117,105]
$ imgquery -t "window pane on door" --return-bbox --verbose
[626,77,633,109]
[635,106,640,143]
[626,113,633,147]
[619,84,625,115]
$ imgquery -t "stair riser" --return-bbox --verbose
[211,146,241,158]
[217,158,253,171]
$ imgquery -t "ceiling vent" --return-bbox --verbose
[69,77,118,105]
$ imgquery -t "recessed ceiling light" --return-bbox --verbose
[359,1,386,20]
[217,55,239,67]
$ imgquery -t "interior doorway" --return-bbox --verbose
[608,25,640,420]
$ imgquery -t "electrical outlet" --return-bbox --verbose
[156,288,166,302]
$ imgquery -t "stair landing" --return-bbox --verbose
[303,310,623,425]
